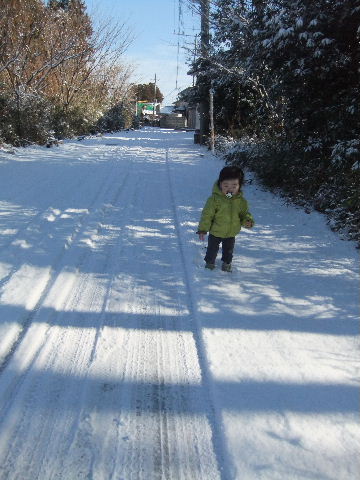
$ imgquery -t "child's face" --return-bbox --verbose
[220,179,240,196]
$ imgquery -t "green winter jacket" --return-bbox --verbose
[198,182,254,238]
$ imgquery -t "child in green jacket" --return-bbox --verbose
[197,166,254,272]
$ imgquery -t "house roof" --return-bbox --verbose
[160,105,175,115]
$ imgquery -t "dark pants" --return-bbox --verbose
[204,234,235,265]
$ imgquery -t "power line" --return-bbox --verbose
[172,0,200,96]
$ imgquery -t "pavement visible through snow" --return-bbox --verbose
[0,128,358,479]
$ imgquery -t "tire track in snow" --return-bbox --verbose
[48,172,144,479]
[0,135,222,479]
[55,150,173,479]
[56,144,222,479]
[0,143,121,285]
[120,152,218,479]
[0,146,132,375]
[165,148,234,480]
[0,144,144,479]
[0,143,110,255]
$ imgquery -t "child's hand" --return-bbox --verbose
[198,232,206,241]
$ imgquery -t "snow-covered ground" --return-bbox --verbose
[0,128,358,480]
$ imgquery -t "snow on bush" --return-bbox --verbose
[217,136,360,246]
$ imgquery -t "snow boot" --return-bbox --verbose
[221,262,232,272]
[205,263,215,270]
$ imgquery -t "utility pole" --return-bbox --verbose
[198,0,210,145]
[153,73,157,126]
[192,34,198,87]
[209,82,215,152]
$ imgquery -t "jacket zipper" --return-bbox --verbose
[227,198,233,237]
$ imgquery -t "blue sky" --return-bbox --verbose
[84,0,199,104]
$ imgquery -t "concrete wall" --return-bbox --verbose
[160,114,187,129]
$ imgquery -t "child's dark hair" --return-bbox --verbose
[218,166,244,186]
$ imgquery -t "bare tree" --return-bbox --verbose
[0,0,135,142]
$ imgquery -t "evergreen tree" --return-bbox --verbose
[194,0,360,241]
[134,83,164,103]
[207,0,359,159]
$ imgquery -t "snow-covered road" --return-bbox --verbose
[0,128,358,479]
